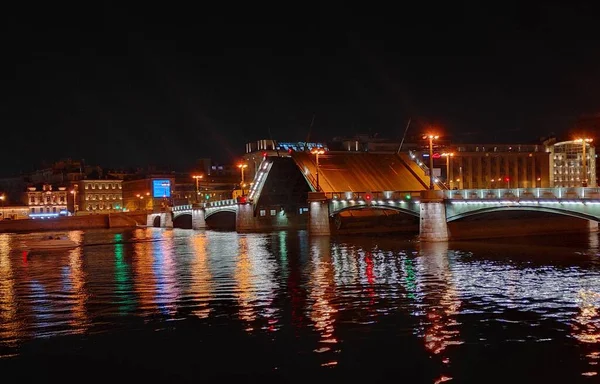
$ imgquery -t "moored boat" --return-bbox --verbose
[22,235,79,251]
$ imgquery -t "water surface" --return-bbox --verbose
[1,228,600,383]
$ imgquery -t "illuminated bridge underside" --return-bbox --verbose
[446,200,600,222]
[291,152,440,192]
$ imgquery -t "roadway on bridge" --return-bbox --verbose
[291,151,439,192]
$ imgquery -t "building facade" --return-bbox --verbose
[25,184,69,218]
[548,140,596,187]
[0,206,29,220]
[444,143,551,189]
[122,177,174,211]
[78,179,123,213]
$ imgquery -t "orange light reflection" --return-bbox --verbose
[572,289,600,377]
[190,233,213,319]
[307,237,338,367]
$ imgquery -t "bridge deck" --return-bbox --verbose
[291,151,437,192]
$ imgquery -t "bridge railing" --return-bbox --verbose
[206,198,237,208]
[325,191,422,201]
[407,150,449,190]
[444,187,600,200]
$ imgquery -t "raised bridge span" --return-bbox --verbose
[155,152,600,240]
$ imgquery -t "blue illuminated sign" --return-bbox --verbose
[152,179,171,198]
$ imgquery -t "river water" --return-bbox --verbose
[1,228,600,383]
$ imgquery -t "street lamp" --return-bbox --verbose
[311,148,325,191]
[70,189,77,214]
[441,152,454,188]
[136,192,149,211]
[192,175,203,203]
[423,134,439,190]
[237,164,248,196]
[575,137,593,187]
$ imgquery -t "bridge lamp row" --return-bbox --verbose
[332,199,418,205]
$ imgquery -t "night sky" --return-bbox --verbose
[2,3,600,176]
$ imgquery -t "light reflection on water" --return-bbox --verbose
[0,229,600,380]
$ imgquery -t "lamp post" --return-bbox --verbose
[575,138,593,187]
[441,152,454,188]
[423,134,439,190]
[311,148,325,191]
[192,175,203,203]
[70,189,77,214]
[238,164,248,196]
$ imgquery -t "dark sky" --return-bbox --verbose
[2,2,600,176]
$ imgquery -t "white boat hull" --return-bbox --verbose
[23,239,79,251]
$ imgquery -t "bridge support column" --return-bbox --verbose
[146,214,155,227]
[308,192,330,236]
[236,202,256,233]
[160,212,173,228]
[419,190,449,242]
[192,209,207,230]
[590,220,599,232]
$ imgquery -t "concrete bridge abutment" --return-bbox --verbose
[192,208,207,230]
[419,190,449,242]
[236,201,256,232]
[308,192,331,236]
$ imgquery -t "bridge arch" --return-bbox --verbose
[152,215,161,227]
[330,205,420,218]
[205,207,237,219]
[447,205,600,223]
[173,213,192,229]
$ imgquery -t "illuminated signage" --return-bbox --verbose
[152,179,171,198]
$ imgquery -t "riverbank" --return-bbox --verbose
[0,212,147,233]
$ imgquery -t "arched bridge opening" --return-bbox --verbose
[152,215,161,228]
[205,210,236,231]
[173,213,192,229]
[447,206,599,240]
[330,206,420,235]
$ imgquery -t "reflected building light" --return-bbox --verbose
[133,230,158,314]
[418,243,463,384]
[573,289,600,377]
[307,238,339,367]
[152,230,178,316]
[235,237,256,330]
[114,233,135,315]
[190,234,213,319]
[0,234,19,346]
[67,232,89,332]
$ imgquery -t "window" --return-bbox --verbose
[46,196,51,203]
[260,209,266,217]
[270,209,276,216]
[52,207,56,213]
[85,184,89,189]
[30,196,35,203]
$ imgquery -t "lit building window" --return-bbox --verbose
[260,209,266,216]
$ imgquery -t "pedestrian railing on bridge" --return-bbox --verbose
[325,191,422,202]
[206,199,237,208]
[444,187,600,200]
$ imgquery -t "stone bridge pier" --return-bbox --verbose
[191,208,206,230]
[418,190,449,242]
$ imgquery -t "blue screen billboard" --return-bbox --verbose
[152,179,171,198]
